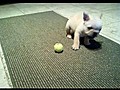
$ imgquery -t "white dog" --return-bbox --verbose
[65,11,102,50]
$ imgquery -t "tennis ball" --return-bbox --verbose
[54,43,63,53]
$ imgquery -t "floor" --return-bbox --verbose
[0,3,120,88]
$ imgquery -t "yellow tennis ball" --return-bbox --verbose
[54,43,63,53]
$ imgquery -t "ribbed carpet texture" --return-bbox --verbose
[0,11,120,88]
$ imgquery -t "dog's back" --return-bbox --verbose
[65,12,83,32]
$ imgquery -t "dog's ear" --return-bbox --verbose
[83,12,90,21]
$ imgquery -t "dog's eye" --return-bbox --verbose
[87,27,93,30]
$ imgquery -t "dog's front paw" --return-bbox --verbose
[84,42,91,46]
[72,44,79,51]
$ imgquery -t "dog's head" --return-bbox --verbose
[83,12,102,39]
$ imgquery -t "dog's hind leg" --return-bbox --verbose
[65,25,74,39]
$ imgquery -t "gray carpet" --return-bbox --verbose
[0,11,120,88]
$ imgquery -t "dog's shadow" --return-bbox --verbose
[81,37,102,50]
[71,33,102,50]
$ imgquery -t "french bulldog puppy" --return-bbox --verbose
[65,11,102,50]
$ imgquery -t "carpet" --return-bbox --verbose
[0,11,120,88]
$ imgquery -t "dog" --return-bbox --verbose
[65,11,102,50]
